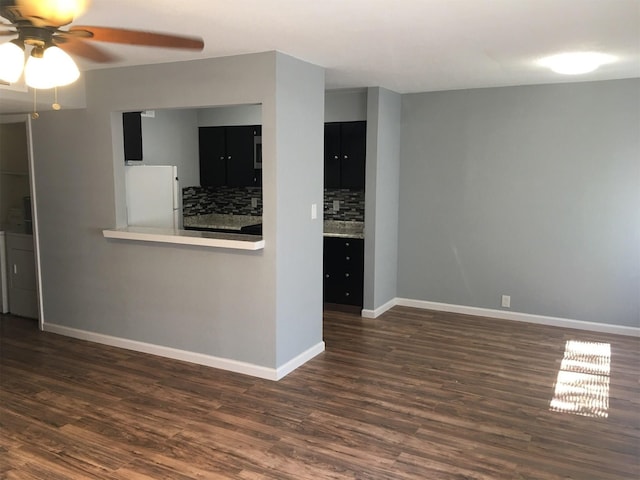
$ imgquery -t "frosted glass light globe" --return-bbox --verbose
[0,42,25,83]
[25,46,79,89]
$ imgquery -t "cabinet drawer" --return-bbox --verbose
[323,237,364,306]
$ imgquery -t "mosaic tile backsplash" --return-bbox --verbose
[323,189,365,222]
[183,186,365,221]
[183,186,263,216]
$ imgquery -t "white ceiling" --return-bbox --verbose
[1,0,639,107]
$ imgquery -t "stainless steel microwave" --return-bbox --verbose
[254,135,262,169]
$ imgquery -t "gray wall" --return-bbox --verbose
[197,104,262,126]
[30,52,325,370]
[0,77,86,115]
[363,87,401,311]
[140,108,199,189]
[273,54,325,365]
[325,89,367,122]
[398,79,640,327]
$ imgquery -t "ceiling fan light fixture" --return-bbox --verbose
[43,45,80,86]
[0,40,25,83]
[24,45,79,89]
[17,0,89,26]
[538,52,616,75]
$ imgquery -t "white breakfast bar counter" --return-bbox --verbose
[103,215,363,250]
[103,226,265,250]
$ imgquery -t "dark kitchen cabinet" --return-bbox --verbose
[122,112,143,161]
[199,127,226,187]
[324,123,342,188]
[199,125,260,187]
[324,121,366,189]
[323,237,364,306]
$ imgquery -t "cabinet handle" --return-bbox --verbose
[345,292,350,297]
[345,256,350,261]
[334,155,339,160]
[344,155,349,159]
[219,156,225,160]
[345,242,350,247]
[228,156,232,160]
[325,274,330,278]
[345,273,350,278]
[13,264,17,274]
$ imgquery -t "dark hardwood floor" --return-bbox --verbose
[1,307,638,479]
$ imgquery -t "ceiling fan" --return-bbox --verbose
[0,0,204,88]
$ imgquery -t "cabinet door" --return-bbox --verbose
[253,125,262,186]
[7,235,38,319]
[225,126,256,187]
[339,121,366,189]
[323,237,344,304]
[324,123,342,189]
[199,127,227,187]
[123,112,143,161]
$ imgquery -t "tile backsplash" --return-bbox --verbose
[183,186,263,216]
[323,189,365,222]
[183,186,365,221]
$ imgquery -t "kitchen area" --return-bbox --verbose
[124,103,366,308]
[0,118,38,320]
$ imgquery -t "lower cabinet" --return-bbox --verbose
[323,237,364,307]
[6,233,38,319]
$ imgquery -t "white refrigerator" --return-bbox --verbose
[125,165,180,229]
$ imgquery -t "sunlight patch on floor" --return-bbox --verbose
[550,340,610,418]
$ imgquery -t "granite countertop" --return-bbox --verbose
[183,214,364,239]
[323,220,364,239]
[183,214,262,231]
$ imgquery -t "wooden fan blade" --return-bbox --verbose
[69,26,204,50]
[56,37,117,63]
[0,29,17,35]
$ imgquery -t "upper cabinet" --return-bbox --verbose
[199,125,261,187]
[199,126,226,187]
[122,112,143,161]
[324,121,366,190]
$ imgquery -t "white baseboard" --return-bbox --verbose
[361,298,397,318]
[275,342,325,380]
[393,298,640,337]
[43,323,324,380]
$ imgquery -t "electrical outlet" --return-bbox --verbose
[311,203,317,219]
[333,200,340,212]
[251,198,258,208]
[501,295,511,308]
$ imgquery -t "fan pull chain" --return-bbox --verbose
[32,88,39,119]
[52,87,61,111]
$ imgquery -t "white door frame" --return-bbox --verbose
[0,114,44,329]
